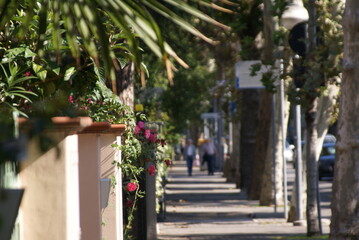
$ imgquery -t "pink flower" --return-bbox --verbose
[147,165,155,176]
[149,133,157,143]
[134,125,141,135]
[125,199,133,208]
[68,95,75,103]
[144,129,151,139]
[25,71,31,77]
[137,121,145,129]
[165,160,171,167]
[126,182,138,192]
[87,98,93,104]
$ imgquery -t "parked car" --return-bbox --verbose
[324,133,336,144]
[318,142,336,180]
[292,134,337,169]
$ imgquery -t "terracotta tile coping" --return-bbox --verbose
[80,122,126,135]
[19,117,126,135]
[51,116,93,128]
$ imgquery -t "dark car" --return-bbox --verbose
[318,142,336,180]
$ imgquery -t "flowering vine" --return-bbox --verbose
[68,85,171,239]
[119,119,169,238]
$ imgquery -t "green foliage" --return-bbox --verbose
[0,0,230,87]
[137,16,216,133]
[229,0,263,60]
[161,63,214,131]
[0,63,37,117]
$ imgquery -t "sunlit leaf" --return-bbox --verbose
[32,63,47,81]
[64,67,76,81]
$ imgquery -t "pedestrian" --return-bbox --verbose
[184,139,196,176]
[203,138,216,175]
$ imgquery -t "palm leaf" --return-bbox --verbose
[144,0,218,45]
[8,76,37,87]
[163,0,231,30]
[0,0,231,87]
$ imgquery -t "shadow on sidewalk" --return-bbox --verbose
[157,160,329,240]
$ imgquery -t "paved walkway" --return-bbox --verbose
[157,160,330,240]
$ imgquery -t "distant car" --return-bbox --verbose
[291,134,336,169]
[324,134,336,144]
[318,142,336,180]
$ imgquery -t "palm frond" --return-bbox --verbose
[0,0,232,88]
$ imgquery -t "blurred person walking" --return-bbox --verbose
[184,139,196,176]
[203,138,216,175]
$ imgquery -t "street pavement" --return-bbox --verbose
[157,160,331,240]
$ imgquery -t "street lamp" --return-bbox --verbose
[281,0,309,30]
[281,0,309,223]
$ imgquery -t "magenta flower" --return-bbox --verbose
[144,129,151,139]
[134,125,141,135]
[126,182,138,192]
[165,160,171,167]
[137,121,145,129]
[25,71,31,77]
[68,95,75,103]
[149,133,157,143]
[147,165,155,176]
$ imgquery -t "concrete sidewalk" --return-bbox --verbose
[157,160,330,240]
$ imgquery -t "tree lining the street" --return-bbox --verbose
[329,0,359,238]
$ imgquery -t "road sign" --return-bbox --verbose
[201,112,220,119]
[234,60,265,89]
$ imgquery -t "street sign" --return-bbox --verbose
[234,60,265,89]
[201,112,220,119]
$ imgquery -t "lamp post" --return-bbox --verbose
[281,0,309,30]
[281,0,309,223]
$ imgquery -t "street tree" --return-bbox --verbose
[301,0,343,235]
[251,0,276,201]
[275,0,343,234]
[231,0,263,191]
[329,0,359,238]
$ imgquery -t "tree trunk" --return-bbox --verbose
[116,62,135,109]
[304,0,321,235]
[249,91,271,199]
[305,98,320,236]
[315,83,340,156]
[249,0,274,200]
[238,89,260,191]
[330,1,359,238]
[227,119,240,182]
[259,83,291,205]
[288,83,338,222]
